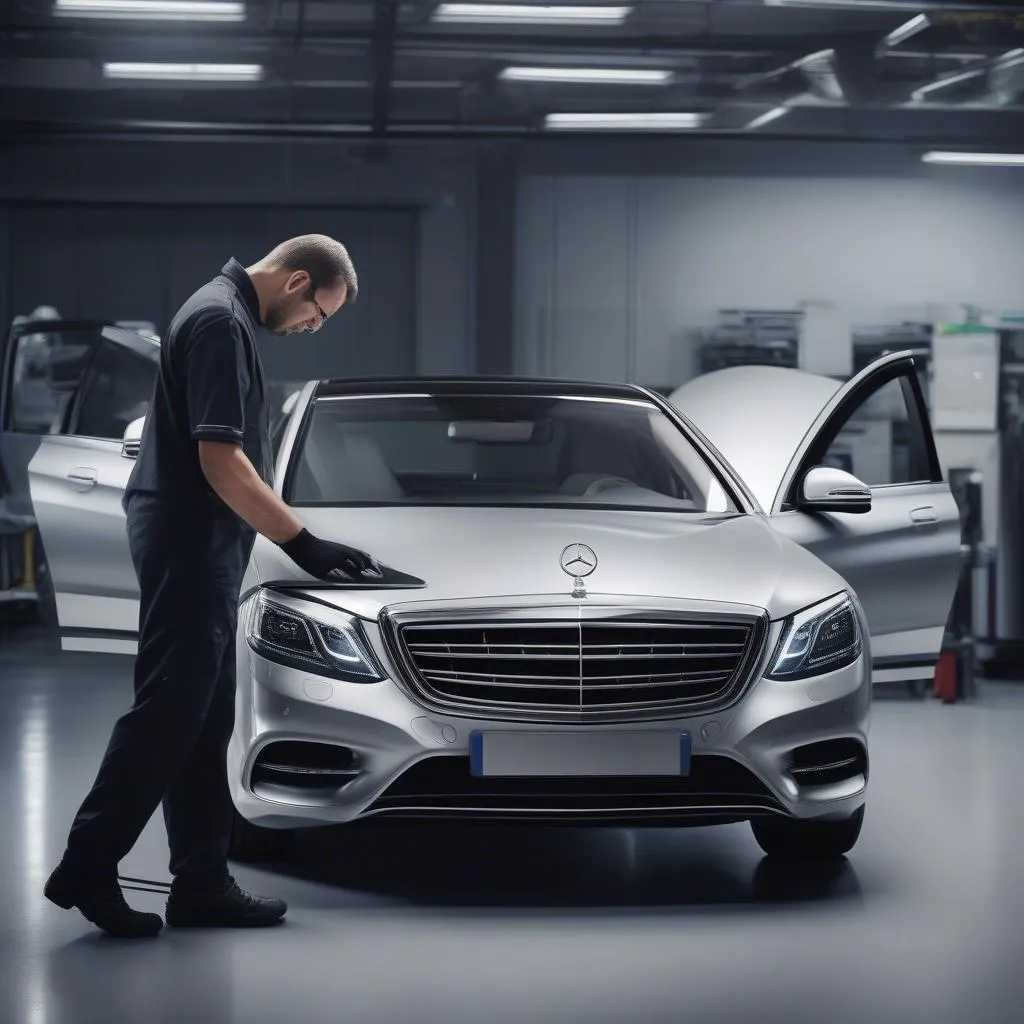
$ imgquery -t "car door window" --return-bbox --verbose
[4,325,102,435]
[789,367,938,505]
[73,339,158,441]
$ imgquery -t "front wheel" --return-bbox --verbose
[228,808,295,863]
[750,805,864,860]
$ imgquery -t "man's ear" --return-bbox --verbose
[285,270,310,295]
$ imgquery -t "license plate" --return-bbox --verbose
[469,730,691,778]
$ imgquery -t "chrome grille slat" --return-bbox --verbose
[422,675,734,692]
[422,669,733,686]
[394,616,762,719]
[408,648,744,661]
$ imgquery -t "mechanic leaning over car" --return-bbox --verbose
[44,235,386,938]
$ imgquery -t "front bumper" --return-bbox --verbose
[227,599,871,830]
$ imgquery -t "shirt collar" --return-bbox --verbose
[221,258,264,327]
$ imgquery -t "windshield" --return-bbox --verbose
[285,393,740,514]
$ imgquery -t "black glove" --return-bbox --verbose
[279,528,383,583]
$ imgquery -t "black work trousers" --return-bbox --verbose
[60,492,256,891]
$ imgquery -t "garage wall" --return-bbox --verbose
[514,141,1024,389]
[0,139,476,378]
[6,203,418,382]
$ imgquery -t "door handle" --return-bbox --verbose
[66,467,98,491]
[910,506,938,525]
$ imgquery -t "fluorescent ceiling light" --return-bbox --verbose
[911,67,985,102]
[923,151,1024,167]
[746,105,789,129]
[433,4,631,25]
[501,66,672,84]
[545,111,704,130]
[882,14,929,49]
[764,1,929,9]
[103,62,263,81]
[55,0,244,20]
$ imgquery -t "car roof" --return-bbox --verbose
[314,376,654,400]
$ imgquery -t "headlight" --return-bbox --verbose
[767,592,862,680]
[246,590,383,682]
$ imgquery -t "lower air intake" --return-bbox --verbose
[788,738,867,788]
[364,753,785,825]
[250,741,361,793]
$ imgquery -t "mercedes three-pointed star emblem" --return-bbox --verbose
[560,543,598,579]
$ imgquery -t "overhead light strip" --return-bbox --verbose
[923,152,1024,167]
[881,14,929,49]
[433,4,631,25]
[764,1,936,10]
[103,62,263,81]
[910,67,986,101]
[746,105,789,129]
[55,0,245,20]
[501,67,672,84]
[545,112,704,130]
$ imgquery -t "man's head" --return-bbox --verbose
[247,234,358,336]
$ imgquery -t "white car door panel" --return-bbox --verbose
[1,321,158,654]
[27,434,140,652]
[771,356,962,680]
[771,481,962,674]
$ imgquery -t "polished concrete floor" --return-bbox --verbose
[2,628,1023,1024]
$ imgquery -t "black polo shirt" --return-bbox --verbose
[124,258,272,513]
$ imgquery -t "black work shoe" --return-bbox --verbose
[44,864,163,938]
[165,880,287,928]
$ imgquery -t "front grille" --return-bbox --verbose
[391,616,763,720]
[364,753,784,824]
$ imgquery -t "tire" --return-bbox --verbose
[750,805,865,861]
[227,808,295,863]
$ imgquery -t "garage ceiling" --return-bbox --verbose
[2,0,1024,145]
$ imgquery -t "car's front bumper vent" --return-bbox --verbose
[787,738,867,789]
[364,753,784,824]
[250,740,361,794]
[390,616,764,721]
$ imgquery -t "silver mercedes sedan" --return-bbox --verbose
[11,346,963,863]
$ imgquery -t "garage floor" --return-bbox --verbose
[2,630,1023,1024]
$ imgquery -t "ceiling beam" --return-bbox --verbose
[371,0,397,136]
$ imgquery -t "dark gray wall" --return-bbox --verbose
[513,139,1024,388]
[0,139,477,378]
[6,202,418,382]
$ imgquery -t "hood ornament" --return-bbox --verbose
[560,543,597,599]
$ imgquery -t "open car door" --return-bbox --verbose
[670,351,963,684]
[0,319,159,653]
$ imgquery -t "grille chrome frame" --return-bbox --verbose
[381,603,769,724]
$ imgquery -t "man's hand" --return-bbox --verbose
[278,528,383,582]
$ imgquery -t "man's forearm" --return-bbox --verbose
[199,443,304,543]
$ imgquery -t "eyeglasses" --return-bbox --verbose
[305,293,328,333]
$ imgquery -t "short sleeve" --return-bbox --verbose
[184,312,250,445]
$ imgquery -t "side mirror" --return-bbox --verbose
[121,416,145,460]
[799,466,872,514]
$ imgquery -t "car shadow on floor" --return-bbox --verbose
[257,821,865,910]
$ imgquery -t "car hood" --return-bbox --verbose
[250,507,844,622]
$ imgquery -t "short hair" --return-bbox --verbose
[265,234,358,303]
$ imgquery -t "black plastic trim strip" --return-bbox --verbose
[60,627,139,641]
